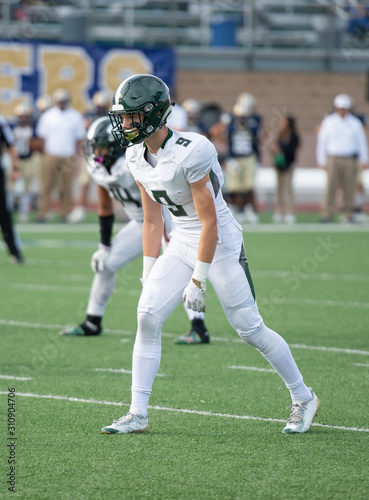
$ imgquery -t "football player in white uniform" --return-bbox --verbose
[101,75,320,435]
[61,117,209,343]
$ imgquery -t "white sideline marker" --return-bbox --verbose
[0,391,368,433]
[0,375,32,381]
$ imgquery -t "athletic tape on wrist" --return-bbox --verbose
[192,260,211,284]
[142,256,157,279]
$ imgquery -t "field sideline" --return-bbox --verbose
[1,223,368,499]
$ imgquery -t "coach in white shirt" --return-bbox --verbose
[36,89,86,222]
[316,93,368,222]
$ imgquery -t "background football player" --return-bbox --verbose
[61,117,209,344]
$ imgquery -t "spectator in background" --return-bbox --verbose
[35,94,51,121]
[68,90,112,223]
[181,98,201,133]
[12,102,39,222]
[347,5,369,42]
[270,116,300,224]
[224,93,262,224]
[36,89,86,222]
[348,95,368,222]
[317,94,369,223]
[0,114,24,263]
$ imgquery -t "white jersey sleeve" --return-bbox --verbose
[182,136,217,184]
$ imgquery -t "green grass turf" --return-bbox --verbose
[1,225,369,499]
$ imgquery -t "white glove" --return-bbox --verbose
[183,278,206,313]
[91,243,110,273]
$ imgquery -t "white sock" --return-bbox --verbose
[86,268,116,317]
[130,343,161,418]
[247,324,312,403]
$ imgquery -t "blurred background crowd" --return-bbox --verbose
[4,85,368,226]
[1,0,369,230]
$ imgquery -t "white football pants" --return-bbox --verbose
[86,219,204,322]
[130,220,311,416]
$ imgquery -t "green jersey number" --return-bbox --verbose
[152,190,187,217]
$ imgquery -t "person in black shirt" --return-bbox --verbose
[0,115,24,263]
[271,116,300,224]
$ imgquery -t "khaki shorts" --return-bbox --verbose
[77,157,90,186]
[18,155,41,193]
[226,155,257,192]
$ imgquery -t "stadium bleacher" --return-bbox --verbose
[0,1,355,51]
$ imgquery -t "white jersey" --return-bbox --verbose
[87,154,143,222]
[126,129,232,243]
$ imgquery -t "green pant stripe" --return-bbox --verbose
[239,244,256,301]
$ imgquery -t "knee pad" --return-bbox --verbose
[241,322,284,359]
[228,306,284,357]
[228,303,263,339]
[137,311,163,345]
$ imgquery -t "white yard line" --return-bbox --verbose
[7,283,91,293]
[1,319,369,355]
[354,363,369,367]
[0,319,132,335]
[14,222,369,233]
[288,344,369,355]
[252,270,369,283]
[4,281,369,309]
[6,283,139,295]
[0,375,32,381]
[229,366,276,373]
[282,298,369,309]
[95,368,166,377]
[0,391,367,433]
[4,253,369,283]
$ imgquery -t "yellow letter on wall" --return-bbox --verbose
[99,50,153,96]
[0,43,32,118]
[38,45,93,113]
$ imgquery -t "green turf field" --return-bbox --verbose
[1,223,369,499]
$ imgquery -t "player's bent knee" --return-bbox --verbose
[137,311,163,345]
[227,304,263,340]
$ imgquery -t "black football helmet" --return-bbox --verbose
[109,74,173,147]
[85,116,125,169]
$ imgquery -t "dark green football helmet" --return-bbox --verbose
[109,74,173,146]
[85,116,125,169]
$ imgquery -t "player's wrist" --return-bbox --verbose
[192,260,211,288]
[99,214,114,247]
[142,256,157,279]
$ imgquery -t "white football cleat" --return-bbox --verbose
[282,389,320,434]
[101,411,149,434]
